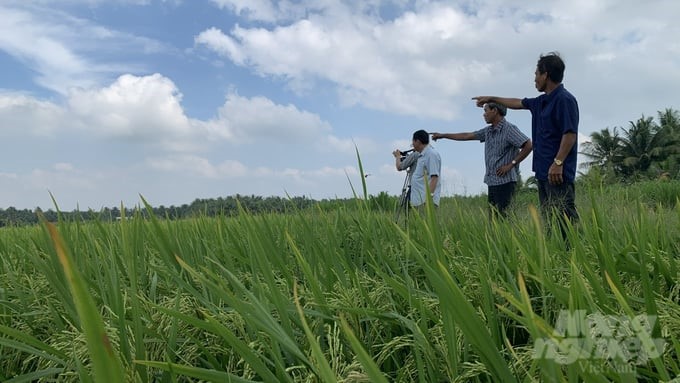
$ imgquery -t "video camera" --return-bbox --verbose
[398,149,415,161]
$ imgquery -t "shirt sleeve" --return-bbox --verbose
[506,124,530,148]
[556,96,579,134]
[426,152,441,177]
[522,97,538,112]
[398,151,419,170]
[473,128,486,142]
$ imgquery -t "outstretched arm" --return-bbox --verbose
[431,132,477,141]
[472,96,524,110]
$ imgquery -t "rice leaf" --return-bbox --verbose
[135,361,257,382]
[45,222,126,382]
[3,367,64,383]
[339,314,390,383]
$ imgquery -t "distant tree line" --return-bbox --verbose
[0,195,328,227]
[580,107,680,183]
[0,191,414,227]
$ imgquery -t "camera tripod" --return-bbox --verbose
[394,170,412,224]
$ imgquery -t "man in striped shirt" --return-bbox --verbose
[432,103,532,218]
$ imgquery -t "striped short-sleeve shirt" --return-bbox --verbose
[473,119,529,186]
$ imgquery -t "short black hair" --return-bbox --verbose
[485,102,507,116]
[537,51,565,83]
[413,129,429,145]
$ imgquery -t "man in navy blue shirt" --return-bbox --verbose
[473,52,579,237]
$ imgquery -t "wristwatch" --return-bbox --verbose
[553,158,563,166]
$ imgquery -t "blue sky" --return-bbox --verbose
[1,0,679,210]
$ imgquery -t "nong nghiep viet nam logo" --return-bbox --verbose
[533,310,665,365]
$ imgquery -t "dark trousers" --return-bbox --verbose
[488,182,516,219]
[537,180,578,240]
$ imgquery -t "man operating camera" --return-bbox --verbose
[393,129,441,209]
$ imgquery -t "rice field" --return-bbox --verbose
[1,181,680,382]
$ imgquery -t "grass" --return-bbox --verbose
[0,180,679,382]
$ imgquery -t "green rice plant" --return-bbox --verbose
[2,181,680,382]
[134,360,256,382]
[339,314,390,383]
[626,180,680,209]
[293,282,337,382]
[43,221,126,382]
[391,208,516,381]
[606,272,670,381]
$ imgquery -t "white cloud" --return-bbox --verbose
[2,74,350,160]
[53,163,75,172]
[205,92,332,142]
[0,6,91,91]
[148,153,358,180]
[1,75,202,152]
[195,3,509,120]
[27,167,98,192]
[1,73,364,172]
[0,172,19,179]
[309,166,358,177]
[210,0,280,23]
[10,1,155,4]
[0,73,366,206]
[322,135,370,155]
[147,155,248,178]
[198,0,680,128]
[208,0,319,23]
[0,92,66,136]
[0,163,134,210]
[195,27,247,65]
[0,3,168,94]
[68,74,196,150]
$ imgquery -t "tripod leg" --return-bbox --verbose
[394,190,404,222]
[395,173,411,224]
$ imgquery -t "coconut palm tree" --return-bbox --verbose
[619,115,672,178]
[579,127,623,177]
[580,109,680,182]
[656,108,680,178]
[658,108,680,132]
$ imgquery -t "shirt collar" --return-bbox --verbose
[544,83,565,100]
[490,118,507,131]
